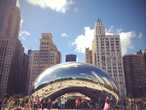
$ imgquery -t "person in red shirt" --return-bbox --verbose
[75,98,80,109]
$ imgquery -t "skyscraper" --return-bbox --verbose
[28,33,61,94]
[123,49,146,98]
[0,1,28,96]
[0,0,19,32]
[86,20,126,98]
[65,54,77,62]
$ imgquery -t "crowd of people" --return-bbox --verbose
[0,95,115,110]
[0,96,42,110]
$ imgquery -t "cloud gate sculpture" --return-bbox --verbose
[32,62,119,103]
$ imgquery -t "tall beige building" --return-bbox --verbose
[86,20,126,98]
[28,33,61,94]
[0,6,28,96]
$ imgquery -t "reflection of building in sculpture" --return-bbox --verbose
[28,33,61,94]
[85,20,126,98]
[32,62,119,103]
[123,49,146,98]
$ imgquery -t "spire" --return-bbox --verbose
[95,19,105,36]
[97,18,101,22]
[96,18,103,26]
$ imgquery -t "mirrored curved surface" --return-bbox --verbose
[34,62,117,91]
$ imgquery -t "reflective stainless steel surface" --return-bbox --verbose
[34,62,117,91]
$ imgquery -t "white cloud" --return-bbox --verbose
[119,31,136,55]
[26,0,76,13]
[19,31,31,41]
[61,33,69,37]
[73,25,143,56]
[72,27,94,53]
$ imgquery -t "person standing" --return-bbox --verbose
[109,97,115,110]
[80,97,86,108]
[57,98,62,109]
[47,98,51,110]
[41,99,46,110]
[61,97,66,109]
[33,96,38,110]
[103,96,110,110]
[75,98,80,109]
[7,98,15,110]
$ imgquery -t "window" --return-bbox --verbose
[33,61,38,64]
[7,48,12,56]
[41,42,49,48]
[50,53,54,64]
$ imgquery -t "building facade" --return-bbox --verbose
[28,33,61,94]
[123,49,146,98]
[86,20,126,98]
[0,4,28,96]
[27,50,40,94]
[7,40,29,95]
[85,48,92,64]
[65,54,77,62]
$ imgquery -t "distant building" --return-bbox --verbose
[85,48,92,64]
[28,33,61,94]
[85,19,126,98]
[66,54,77,62]
[0,4,28,96]
[40,33,61,71]
[123,49,146,98]
[27,50,40,95]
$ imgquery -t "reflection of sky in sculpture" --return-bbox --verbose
[34,62,117,90]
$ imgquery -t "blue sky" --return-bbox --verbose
[19,0,146,62]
